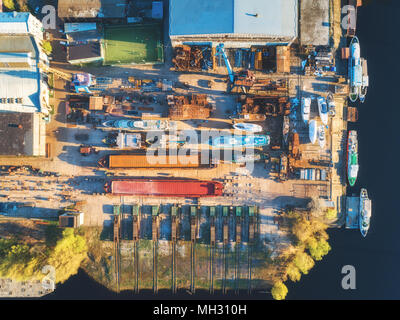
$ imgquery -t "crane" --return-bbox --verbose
[215,43,235,84]
[37,62,73,82]
[215,43,255,93]
[38,62,92,94]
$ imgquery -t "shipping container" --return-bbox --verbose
[104,179,224,197]
[98,154,211,169]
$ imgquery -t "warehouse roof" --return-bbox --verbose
[169,0,298,38]
[0,36,42,113]
[0,112,35,155]
[0,12,29,23]
[67,42,102,63]
[300,0,330,46]
[58,0,127,18]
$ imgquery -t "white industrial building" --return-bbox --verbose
[0,11,43,40]
[0,12,48,156]
[169,0,298,48]
[0,12,49,115]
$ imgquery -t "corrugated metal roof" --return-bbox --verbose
[64,22,97,34]
[300,0,329,46]
[58,0,127,18]
[170,0,298,38]
[0,112,34,155]
[0,36,41,113]
[0,12,29,23]
[109,154,200,168]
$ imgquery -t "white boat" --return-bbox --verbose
[349,36,362,102]
[133,120,175,131]
[282,116,290,145]
[359,188,372,237]
[309,120,317,144]
[359,58,369,103]
[317,96,328,125]
[103,119,176,131]
[318,125,326,149]
[301,97,311,124]
[233,123,263,133]
[327,94,336,117]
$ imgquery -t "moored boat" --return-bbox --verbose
[210,135,270,148]
[327,93,336,117]
[349,36,362,102]
[233,122,263,133]
[301,97,311,124]
[309,120,317,144]
[359,188,372,237]
[347,130,359,186]
[318,125,326,149]
[317,96,328,125]
[103,119,175,131]
[359,58,369,103]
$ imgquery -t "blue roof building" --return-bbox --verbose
[169,0,298,47]
[0,12,43,40]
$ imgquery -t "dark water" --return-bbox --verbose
[288,0,400,299]
[48,0,397,300]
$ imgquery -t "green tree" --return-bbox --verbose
[271,281,288,300]
[47,228,88,283]
[0,228,87,283]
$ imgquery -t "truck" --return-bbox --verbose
[104,179,224,197]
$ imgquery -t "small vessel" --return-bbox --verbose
[301,97,311,124]
[327,93,336,117]
[359,188,372,237]
[132,120,175,131]
[318,125,326,149]
[103,119,175,131]
[309,120,317,144]
[349,36,362,102]
[282,115,290,145]
[359,58,369,103]
[232,153,262,163]
[317,96,328,125]
[210,135,270,148]
[233,123,263,133]
[347,130,359,186]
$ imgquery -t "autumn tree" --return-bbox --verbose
[271,281,288,300]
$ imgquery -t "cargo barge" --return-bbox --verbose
[104,179,224,197]
[98,154,214,169]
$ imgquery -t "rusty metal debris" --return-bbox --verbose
[168,94,212,120]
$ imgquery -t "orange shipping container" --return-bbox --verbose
[105,154,202,169]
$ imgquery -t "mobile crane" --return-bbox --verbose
[215,43,255,93]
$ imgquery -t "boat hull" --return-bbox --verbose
[359,188,371,237]
[318,125,325,148]
[301,97,311,124]
[317,97,328,125]
[233,123,263,133]
[211,135,270,148]
[105,179,224,197]
[347,130,359,187]
[309,120,317,144]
